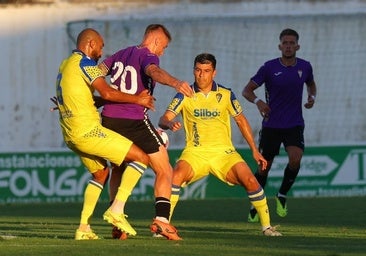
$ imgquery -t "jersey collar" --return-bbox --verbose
[192,81,218,93]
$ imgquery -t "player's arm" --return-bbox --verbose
[49,95,106,111]
[242,80,260,103]
[304,80,317,109]
[158,110,182,132]
[234,114,267,170]
[145,64,193,97]
[98,62,109,76]
[242,80,270,118]
[92,77,155,110]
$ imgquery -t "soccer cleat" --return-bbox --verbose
[112,226,128,240]
[263,226,282,237]
[150,219,182,240]
[75,229,100,240]
[247,209,259,223]
[276,196,288,217]
[103,209,137,236]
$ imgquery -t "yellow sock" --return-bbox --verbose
[80,180,103,225]
[248,187,271,230]
[169,184,181,221]
[115,161,146,202]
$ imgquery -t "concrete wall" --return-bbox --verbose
[1,0,366,152]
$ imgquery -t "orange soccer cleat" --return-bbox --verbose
[150,219,182,241]
[112,226,128,240]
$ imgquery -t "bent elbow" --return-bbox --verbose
[99,90,114,101]
[242,88,249,98]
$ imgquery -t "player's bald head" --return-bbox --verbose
[76,28,104,61]
[76,28,101,48]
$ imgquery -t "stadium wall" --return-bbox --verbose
[0,0,366,151]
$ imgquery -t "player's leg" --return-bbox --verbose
[108,163,128,239]
[104,143,149,236]
[67,139,110,240]
[80,126,148,236]
[255,127,281,189]
[109,163,127,203]
[228,164,269,226]
[151,149,204,240]
[148,147,174,222]
[249,127,281,221]
[73,157,108,240]
[169,160,195,221]
[169,149,208,222]
[226,161,281,236]
[104,117,174,227]
[149,146,186,240]
[278,146,302,192]
[276,126,305,217]
[101,117,147,238]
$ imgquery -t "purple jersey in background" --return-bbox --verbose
[251,57,314,129]
[101,46,159,120]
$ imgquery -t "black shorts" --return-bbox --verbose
[101,115,164,154]
[258,126,304,160]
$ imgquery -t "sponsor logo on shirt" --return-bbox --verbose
[193,109,220,118]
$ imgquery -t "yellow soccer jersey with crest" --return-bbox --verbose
[55,50,104,141]
[167,82,243,149]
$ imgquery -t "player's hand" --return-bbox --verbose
[49,96,59,112]
[304,95,315,109]
[168,120,182,132]
[256,100,271,119]
[253,150,267,170]
[137,90,155,111]
[176,81,194,97]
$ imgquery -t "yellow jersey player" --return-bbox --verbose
[56,28,154,240]
[159,53,282,236]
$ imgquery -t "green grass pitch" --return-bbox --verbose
[1,197,366,256]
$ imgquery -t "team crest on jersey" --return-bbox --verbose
[298,70,303,78]
[216,93,222,103]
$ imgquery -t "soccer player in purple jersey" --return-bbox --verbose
[98,24,193,240]
[242,28,317,222]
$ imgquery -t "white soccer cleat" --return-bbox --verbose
[263,226,282,236]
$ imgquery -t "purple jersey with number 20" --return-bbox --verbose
[251,57,314,129]
[101,46,159,120]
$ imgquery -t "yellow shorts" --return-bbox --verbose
[65,124,133,173]
[178,147,245,186]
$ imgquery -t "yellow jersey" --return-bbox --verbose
[167,82,243,149]
[55,50,104,141]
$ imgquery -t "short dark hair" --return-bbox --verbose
[144,24,172,41]
[194,53,216,69]
[279,28,299,41]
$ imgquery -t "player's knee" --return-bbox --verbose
[288,159,301,170]
[172,169,191,185]
[132,152,149,166]
[172,174,185,185]
[244,175,260,191]
[92,167,110,186]
[139,153,149,165]
[128,145,149,165]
